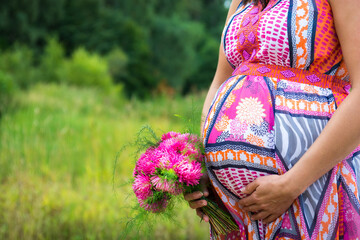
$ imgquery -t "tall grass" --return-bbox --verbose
[0,84,208,239]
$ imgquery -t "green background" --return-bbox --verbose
[0,0,230,239]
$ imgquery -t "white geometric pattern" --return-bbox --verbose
[213,167,268,198]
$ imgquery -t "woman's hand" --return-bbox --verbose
[183,172,211,222]
[238,174,300,224]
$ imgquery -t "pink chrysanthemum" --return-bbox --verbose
[188,134,200,143]
[150,176,182,195]
[182,144,202,162]
[134,147,160,176]
[161,133,203,161]
[138,195,169,213]
[175,160,203,186]
[133,174,152,200]
[181,134,203,161]
[149,147,182,172]
[161,131,181,141]
[159,137,187,154]
[145,200,168,213]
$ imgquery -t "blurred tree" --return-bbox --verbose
[0,0,228,96]
[0,0,66,50]
[150,16,205,89]
[39,37,65,83]
[106,48,128,86]
[183,37,220,93]
[180,0,227,93]
[0,45,39,89]
[58,47,115,93]
[198,0,228,38]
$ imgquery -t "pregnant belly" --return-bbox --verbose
[203,74,275,148]
[202,74,278,200]
[203,72,337,200]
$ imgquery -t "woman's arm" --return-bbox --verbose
[238,0,360,224]
[184,0,241,222]
[280,0,360,196]
[200,1,241,136]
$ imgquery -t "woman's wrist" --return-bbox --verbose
[281,171,308,199]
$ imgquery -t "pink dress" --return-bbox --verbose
[202,0,360,239]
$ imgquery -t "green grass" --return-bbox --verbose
[0,84,208,239]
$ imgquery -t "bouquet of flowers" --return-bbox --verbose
[132,131,238,238]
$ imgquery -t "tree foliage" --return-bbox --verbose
[0,0,228,97]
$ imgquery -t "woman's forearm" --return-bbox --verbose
[200,46,234,136]
[284,88,360,196]
[199,1,242,137]
[284,0,360,193]
[284,0,360,197]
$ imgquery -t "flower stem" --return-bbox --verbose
[200,197,238,237]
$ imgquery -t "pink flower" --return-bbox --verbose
[161,131,181,141]
[161,133,203,162]
[188,134,200,143]
[151,175,182,195]
[134,147,160,176]
[138,196,169,213]
[177,133,190,141]
[182,144,203,162]
[159,138,187,154]
[175,160,203,186]
[181,134,203,161]
[156,147,184,170]
[133,174,152,200]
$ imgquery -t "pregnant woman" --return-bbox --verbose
[184,0,360,239]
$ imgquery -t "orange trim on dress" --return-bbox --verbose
[232,63,351,107]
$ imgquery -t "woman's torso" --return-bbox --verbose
[223,0,349,81]
[203,1,360,239]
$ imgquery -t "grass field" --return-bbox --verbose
[0,84,209,239]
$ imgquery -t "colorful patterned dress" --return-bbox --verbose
[202,0,360,239]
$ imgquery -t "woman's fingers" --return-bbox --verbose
[238,194,257,207]
[240,180,259,195]
[200,173,210,197]
[251,211,270,221]
[242,204,262,213]
[189,199,207,209]
[237,175,297,223]
[184,191,208,209]
[184,191,203,202]
[263,215,277,224]
[196,209,209,222]
[183,173,211,221]
[201,187,209,197]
